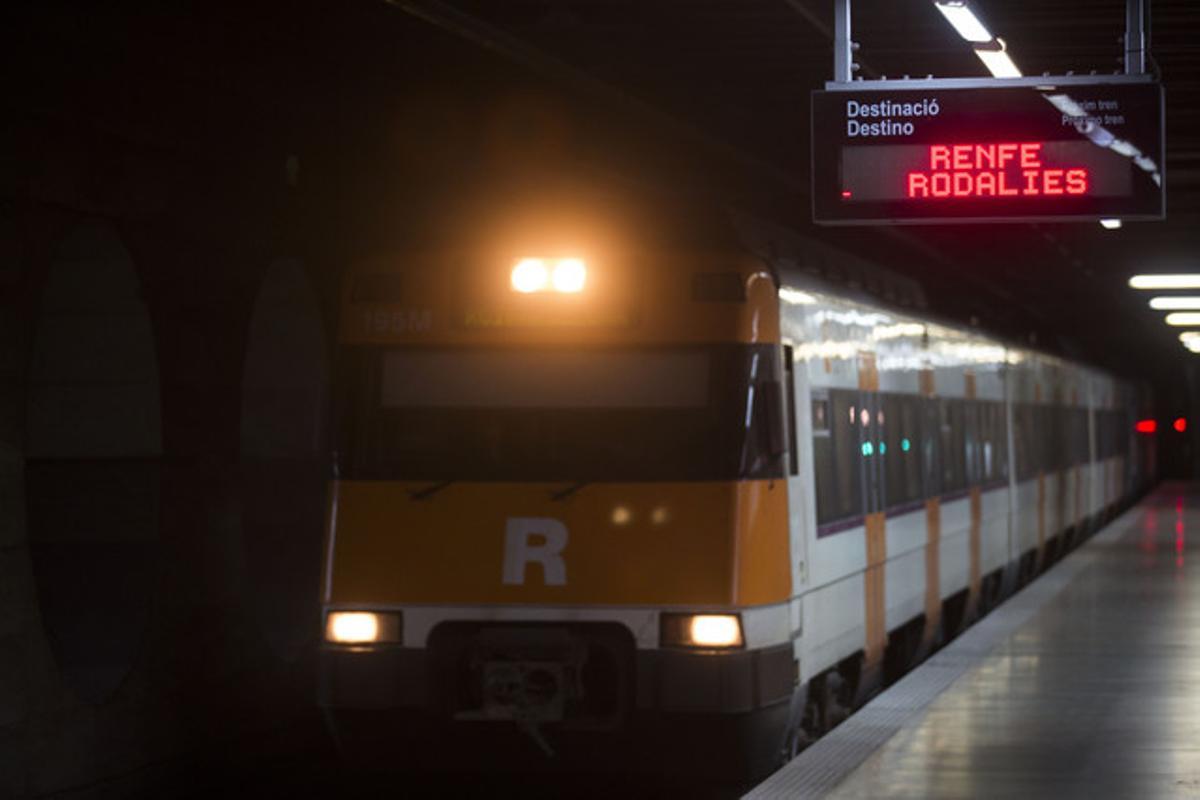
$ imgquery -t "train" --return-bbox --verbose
[315,195,1154,781]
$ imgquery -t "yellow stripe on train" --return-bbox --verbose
[325,480,791,607]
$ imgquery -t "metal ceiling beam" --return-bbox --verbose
[833,0,852,82]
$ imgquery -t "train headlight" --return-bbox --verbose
[324,611,402,645]
[551,258,586,293]
[660,613,744,649]
[511,257,587,294]
[511,258,549,293]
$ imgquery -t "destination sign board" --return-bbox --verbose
[811,82,1164,224]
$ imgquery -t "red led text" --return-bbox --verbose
[906,143,1089,199]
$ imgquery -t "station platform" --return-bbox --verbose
[749,482,1200,799]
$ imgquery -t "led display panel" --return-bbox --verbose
[812,82,1164,224]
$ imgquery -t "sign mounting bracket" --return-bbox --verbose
[827,0,1154,91]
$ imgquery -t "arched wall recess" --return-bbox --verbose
[25,221,163,704]
[239,259,330,662]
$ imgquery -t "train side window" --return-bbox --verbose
[1080,410,1089,465]
[1045,406,1057,470]
[813,390,864,526]
[784,346,798,475]
[1065,407,1076,469]
[833,391,864,522]
[1055,406,1070,470]
[1111,410,1120,458]
[1030,405,1043,476]
[1014,404,1035,481]
[761,380,788,459]
[964,401,981,485]
[883,393,922,508]
[977,402,994,482]
[1066,407,1075,466]
[1103,409,1110,460]
[812,397,837,524]
[901,395,923,504]
[812,397,830,433]
[1068,407,1083,466]
[1042,406,1057,472]
[940,399,966,494]
[1011,404,1023,480]
[998,403,1010,479]
[1083,408,1091,464]
[1117,410,1132,457]
[921,397,941,499]
[1105,410,1117,459]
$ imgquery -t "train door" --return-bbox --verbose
[783,345,810,596]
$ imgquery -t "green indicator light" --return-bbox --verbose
[862,442,874,457]
[880,442,887,455]
[901,438,911,452]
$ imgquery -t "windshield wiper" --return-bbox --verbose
[549,481,589,501]
[409,480,454,500]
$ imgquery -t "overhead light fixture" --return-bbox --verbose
[1180,331,1200,342]
[933,1,994,43]
[974,38,1022,78]
[1129,275,1200,290]
[1152,297,1200,310]
[1165,312,1200,327]
[1100,219,1123,230]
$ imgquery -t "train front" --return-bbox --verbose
[319,246,797,778]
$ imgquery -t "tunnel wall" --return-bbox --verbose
[0,131,338,796]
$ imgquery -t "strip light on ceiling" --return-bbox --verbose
[1151,297,1200,311]
[973,38,1022,78]
[1165,312,1200,327]
[932,1,1022,78]
[1129,275,1200,290]
[932,1,994,43]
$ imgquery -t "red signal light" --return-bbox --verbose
[1174,417,1187,433]
[1135,419,1157,434]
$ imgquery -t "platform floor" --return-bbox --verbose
[749,482,1200,799]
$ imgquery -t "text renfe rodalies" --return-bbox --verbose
[846,98,939,137]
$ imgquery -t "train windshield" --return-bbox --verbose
[343,344,787,482]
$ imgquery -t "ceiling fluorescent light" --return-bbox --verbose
[1165,312,1200,327]
[1152,297,1200,310]
[1100,219,1122,230]
[1129,275,1200,290]
[974,39,1022,78]
[933,1,994,43]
